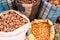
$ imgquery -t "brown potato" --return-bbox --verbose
[46,0,60,6]
[0,11,28,32]
[17,0,37,4]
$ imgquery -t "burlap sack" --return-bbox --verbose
[26,19,55,40]
[15,0,40,20]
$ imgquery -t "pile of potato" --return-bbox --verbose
[0,11,28,32]
[46,0,60,6]
[17,0,38,4]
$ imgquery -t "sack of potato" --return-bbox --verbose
[0,10,30,40]
[26,19,55,40]
[37,0,60,23]
[14,0,40,20]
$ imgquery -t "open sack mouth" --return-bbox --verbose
[26,19,55,40]
[0,10,28,32]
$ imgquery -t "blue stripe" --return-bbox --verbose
[51,17,57,23]
[50,7,60,23]
[55,7,60,15]
[42,0,46,3]
[1,0,10,11]
[0,0,2,3]
[1,0,7,2]
[0,0,4,12]
[47,6,56,19]
[41,0,45,6]
[42,3,52,18]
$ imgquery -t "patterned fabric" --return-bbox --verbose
[42,3,52,19]
[38,1,47,18]
[0,0,13,12]
[51,7,60,23]
[38,0,60,23]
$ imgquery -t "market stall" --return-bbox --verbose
[0,0,60,40]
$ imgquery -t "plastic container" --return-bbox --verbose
[0,10,30,40]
